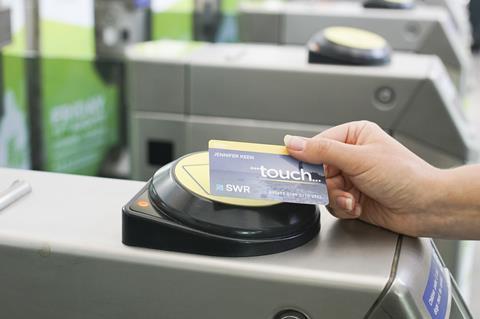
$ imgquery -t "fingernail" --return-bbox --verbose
[336,196,353,212]
[352,205,362,217]
[284,135,306,151]
[324,165,329,178]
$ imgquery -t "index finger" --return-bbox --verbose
[313,121,369,145]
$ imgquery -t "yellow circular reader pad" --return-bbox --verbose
[173,152,277,207]
[323,26,387,50]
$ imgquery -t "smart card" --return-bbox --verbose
[209,140,329,205]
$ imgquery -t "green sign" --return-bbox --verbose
[40,57,119,175]
[152,0,194,40]
[0,53,31,169]
[36,0,121,175]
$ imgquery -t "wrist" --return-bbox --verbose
[430,168,455,208]
[424,166,480,239]
[412,166,457,237]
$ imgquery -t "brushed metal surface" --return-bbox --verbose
[0,168,396,318]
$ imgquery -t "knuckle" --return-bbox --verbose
[362,120,381,131]
[313,138,332,155]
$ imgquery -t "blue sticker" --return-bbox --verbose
[134,0,151,8]
[423,252,450,319]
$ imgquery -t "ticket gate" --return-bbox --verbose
[126,40,478,178]
[94,0,151,177]
[238,0,470,93]
[0,166,474,318]
[94,0,151,59]
[319,0,472,41]
[415,0,471,40]
[126,38,479,278]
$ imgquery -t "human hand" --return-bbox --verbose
[284,121,444,238]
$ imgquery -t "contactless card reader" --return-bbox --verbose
[308,26,392,65]
[363,0,416,10]
[122,152,320,256]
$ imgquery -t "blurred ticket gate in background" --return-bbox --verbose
[0,168,474,318]
[127,40,477,177]
[423,0,472,40]
[324,0,472,41]
[408,0,471,41]
[126,39,479,281]
[94,0,151,177]
[94,0,151,59]
[238,0,471,94]
[1,0,149,176]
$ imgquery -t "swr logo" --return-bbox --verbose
[217,184,251,193]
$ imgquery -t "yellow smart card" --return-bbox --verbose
[208,140,329,205]
[209,140,289,155]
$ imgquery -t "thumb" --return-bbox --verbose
[284,135,362,175]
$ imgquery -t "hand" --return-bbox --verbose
[284,121,444,238]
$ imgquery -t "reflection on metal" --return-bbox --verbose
[0,180,31,211]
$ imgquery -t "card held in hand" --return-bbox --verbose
[209,140,329,205]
